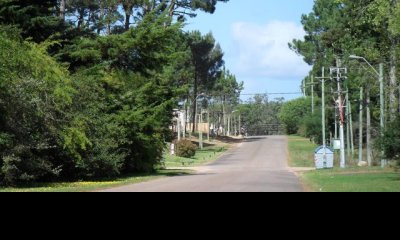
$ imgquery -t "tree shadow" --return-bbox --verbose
[215,136,244,144]
[243,137,267,142]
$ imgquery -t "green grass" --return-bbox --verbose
[164,145,229,168]
[0,170,191,192]
[303,168,400,192]
[287,136,400,192]
[288,136,318,167]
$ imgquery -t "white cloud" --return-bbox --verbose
[231,20,311,79]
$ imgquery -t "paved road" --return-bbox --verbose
[102,136,303,192]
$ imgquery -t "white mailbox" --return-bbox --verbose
[314,146,334,169]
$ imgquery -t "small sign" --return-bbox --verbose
[333,139,341,150]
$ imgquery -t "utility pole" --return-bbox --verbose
[359,87,364,164]
[322,69,326,148]
[183,111,186,139]
[177,114,181,141]
[316,67,329,148]
[346,91,351,158]
[331,61,347,168]
[306,75,316,114]
[238,114,241,136]
[350,56,386,167]
[366,89,372,166]
[199,111,203,149]
[311,75,315,114]
[349,94,355,157]
[334,108,338,139]
[207,110,210,142]
[379,63,386,167]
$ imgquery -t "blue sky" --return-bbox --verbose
[185,0,314,100]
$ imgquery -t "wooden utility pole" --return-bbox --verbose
[359,87,364,164]
[331,60,347,168]
[311,75,315,114]
[366,88,372,166]
[349,95,355,157]
[346,91,351,158]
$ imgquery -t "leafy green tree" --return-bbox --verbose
[188,31,224,132]
[0,0,66,42]
[0,26,74,184]
[59,13,188,175]
[0,0,229,185]
[279,98,312,135]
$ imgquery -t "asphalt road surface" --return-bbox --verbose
[102,136,303,192]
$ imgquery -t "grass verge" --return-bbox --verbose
[0,169,191,192]
[164,144,229,168]
[288,136,317,167]
[287,135,400,192]
[303,168,400,192]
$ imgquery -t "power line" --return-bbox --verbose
[240,92,303,96]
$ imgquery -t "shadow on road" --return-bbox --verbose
[243,137,267,142]
[215,136,244,144]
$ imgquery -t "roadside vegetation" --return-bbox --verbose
[284,0,400,168]
[288,136,317,167]
[287,136,400,192]
[0,137,235,192]
[0,1,242,187]
[165,141,230,168]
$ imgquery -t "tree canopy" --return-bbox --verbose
[0,0,236,185]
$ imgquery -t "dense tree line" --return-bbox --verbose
[239,95,284,136]
[288,0,400,165]
[0,0,236,185]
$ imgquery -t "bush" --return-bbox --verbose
[176,140,197,158]
[377,116,400,166]
[303,111,323,144]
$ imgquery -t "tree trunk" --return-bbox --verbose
[78,9,84,29]
[390,0,398,120]
[389,37,398,120]
[123,3,133,31]
[125,13,130,31]
[59,0,66,21]
[185,95,189,138]
[192,75,198,133]
[142,0,154,16]
[169,0,177,17]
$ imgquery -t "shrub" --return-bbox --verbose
[377,116,400,166]
[176,140,197,158]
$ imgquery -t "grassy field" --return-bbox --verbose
[288,136,317,167]
[287,136,400,192]
[0,170,191,192]
[164,143,229,168]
